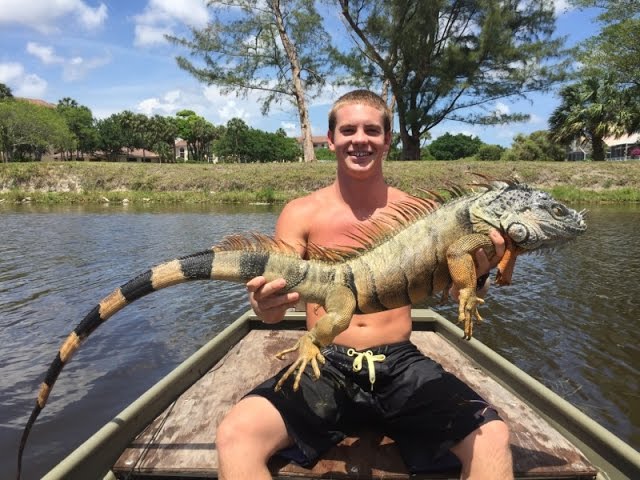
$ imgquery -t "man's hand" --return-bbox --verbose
[475,229,508,296]
[247,276,300,324]
[450,229,507,300]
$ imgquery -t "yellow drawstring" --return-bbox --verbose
[347,348,386,391]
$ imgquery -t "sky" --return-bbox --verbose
[0,0,604,147]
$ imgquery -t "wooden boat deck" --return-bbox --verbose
[113,327,598,479]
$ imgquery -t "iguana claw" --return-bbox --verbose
[457,287,484,340]
[274,333,325,391]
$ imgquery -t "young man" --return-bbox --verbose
[216,90,512,479]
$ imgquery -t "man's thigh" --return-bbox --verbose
[245,362,353,466]
[379,355,502,473]
[219,395,293,455]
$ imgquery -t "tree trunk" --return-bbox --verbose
[401,135,421,160]
[395,96,421,160]
[270,0,316,162]
[591,136,606,161]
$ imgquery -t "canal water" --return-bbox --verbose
[0,202,638,478]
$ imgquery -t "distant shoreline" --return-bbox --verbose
[1,160,640,204]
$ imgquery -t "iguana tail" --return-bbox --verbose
[16,246,254,479]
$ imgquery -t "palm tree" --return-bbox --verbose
[549,75,633,161]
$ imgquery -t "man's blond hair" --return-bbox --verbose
[328,90,392,134]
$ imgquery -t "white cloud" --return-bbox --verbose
[0,62,48,97]
[134,24,173,47]
[0,0,107,34]
[147,0,209,28]
[62,53,111,81]
[136,90,186,115]
[134,85,265,126]
[164,89,181,103]
[528,113,544,125]
[280,122,298,137]
[26,42,64,64]
[202,85,255,123]
[553,0,573,15]
[0,63,25,84]
[25,42,111,81]
[494,102,510,116]
[133,0,210,47]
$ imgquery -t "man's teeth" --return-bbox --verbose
[351,152,370,157]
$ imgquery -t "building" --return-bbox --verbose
[566,133,640,161]
[606,133,640,160]
[296,135,329,150]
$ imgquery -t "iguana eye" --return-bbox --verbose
[551,204,566,217]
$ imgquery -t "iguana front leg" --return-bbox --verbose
[274,284,356,391]
[446,234,495,339]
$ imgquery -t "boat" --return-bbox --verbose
[41,309,640,479]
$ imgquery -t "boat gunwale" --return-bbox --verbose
[42,309,640,480]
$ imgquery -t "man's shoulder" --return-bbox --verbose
[387,186,414,203]
[285,186,334,211]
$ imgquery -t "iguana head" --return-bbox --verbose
[469,181,587,251]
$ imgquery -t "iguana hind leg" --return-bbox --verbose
[457,287,485,339]
[275,285,356,391]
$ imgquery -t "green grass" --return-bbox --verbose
[2,160,640,205]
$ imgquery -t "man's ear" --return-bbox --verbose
[327,130,335,151]
[384,130,392,148]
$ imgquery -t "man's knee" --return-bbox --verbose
[452,419,512,461]
[484,419,510,450]
[216,415,244,455]
[216,396,291,460]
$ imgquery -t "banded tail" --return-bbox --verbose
[16,245,263,479]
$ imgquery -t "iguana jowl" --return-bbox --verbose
[17,179,586,478]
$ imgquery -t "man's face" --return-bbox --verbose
[328,103,390,179]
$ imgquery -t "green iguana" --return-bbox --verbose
[16,178,586,479]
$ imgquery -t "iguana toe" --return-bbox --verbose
[274,333,324,391]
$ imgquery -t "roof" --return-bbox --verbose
[604,133,640,147]
[296,135,330,145]
[16,97,56,108]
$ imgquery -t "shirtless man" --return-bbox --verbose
[216,90,513,479]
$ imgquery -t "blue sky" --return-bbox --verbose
[0,0,603,147]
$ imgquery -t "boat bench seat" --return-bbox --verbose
[113,329,598,479]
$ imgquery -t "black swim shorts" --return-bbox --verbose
[246,340,502,473]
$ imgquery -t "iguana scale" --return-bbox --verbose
[16,178,586,478]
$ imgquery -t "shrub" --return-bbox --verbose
[475,144,504,161]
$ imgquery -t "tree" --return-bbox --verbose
[175,110,221,162]
[501,131,565,161]
[96,114,127,159]
[148,115,179,163]
[475,144,505,161]
[549,75,634,161]
[0,83,13,100]
[170,0,332,162]
[215,118,251,163]
[117,111,151,155]
[571,1,640,88]
[214,118,300,162]
[427,133,483,160]
[335,0,569,159]
[0,100,74,162]
[56,97,98,159]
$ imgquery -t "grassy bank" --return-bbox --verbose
[1,160,640,205]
